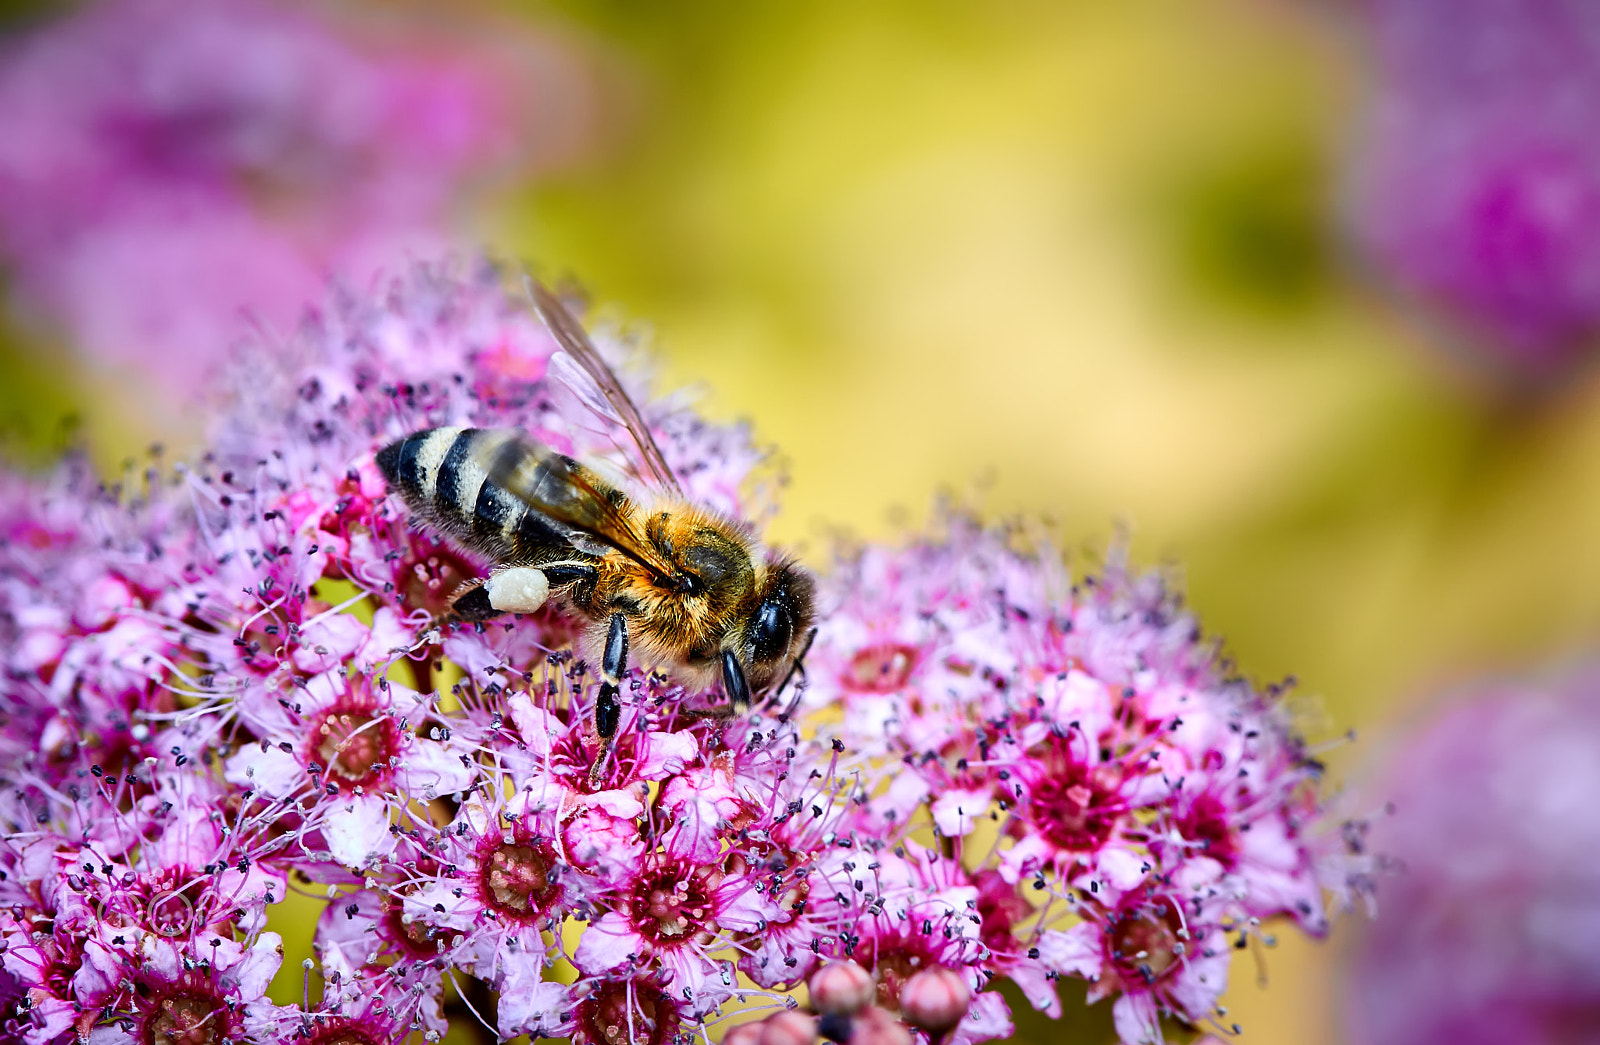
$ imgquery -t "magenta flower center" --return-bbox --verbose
[975,872,1031,955]
[574,982,678,1045]
[146,990,224,1045]
[868,943,930,1013]
[1108,898,1184,985]
[383,894,440,960]
[400,539,478,618]
[1030,757,1120,852]
[846,643,919,692]
[1178,794,1239,869]
[629,865,716,946]
[482,842,561,919]
[312,709,396,788]
[148,890,198,938]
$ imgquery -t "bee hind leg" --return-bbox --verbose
[482,565,550,615]
[441,566,551,630]
[446,578,502,622]
[588,612,628,787]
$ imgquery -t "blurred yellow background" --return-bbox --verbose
[9,1,1600,1043]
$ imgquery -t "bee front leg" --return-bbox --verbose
[588,611,628,787]
[719,650,751,716]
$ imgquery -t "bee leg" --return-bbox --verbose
[720,649,752,716]
[483,565,551,615]
[541,561,599,600]
[680,705,737,725]
[448,579,503,622]
[589,612,628,787]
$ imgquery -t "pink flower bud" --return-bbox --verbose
[724,1022,765,1045]
[898,967,971,1036]
[808,960,876,1015]
[758,1010,818,1045]
[846,1006,912,1045]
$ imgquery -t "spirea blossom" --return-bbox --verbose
[802,519,1358,1045]
[0,0,587,398]
[1348,0,1600,384]
[1343,665,1600,1045]
[0,260,1358,1044]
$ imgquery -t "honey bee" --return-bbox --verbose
[376,281,816,781]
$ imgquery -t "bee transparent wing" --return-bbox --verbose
[475,429,677,580]
[549,351,625,434]
[526,277,686,498]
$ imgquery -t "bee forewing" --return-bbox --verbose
[526,277,683,498]
[549,351,624,436]
[472,430,583,518]
[472,428,676,578]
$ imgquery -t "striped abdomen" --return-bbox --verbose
[375,427,569,564]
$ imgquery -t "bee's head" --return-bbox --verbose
[736,556,816,696]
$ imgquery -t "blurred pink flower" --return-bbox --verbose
[1348,0,1600,385]
[1344,665,1600,1045]
[0,0,589,397]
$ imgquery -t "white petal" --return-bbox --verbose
[325,794,396,868]
[1037,925,1103,979]
[229,933,285,1002]
[1112,993,1164,1045]
[931,787,991,837]
[223,743,304,798]
[398,737,474,797]
[573,911,645,974]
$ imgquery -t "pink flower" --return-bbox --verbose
[0,263,1357,1043]
[0,0,589,398]
[805,518,1358,1042]
[74,929,283,1045]
[565,973,690,1045]
[1347,0,1600,385]
[1039,864,1234,1045]
[1343,665,1600,1045]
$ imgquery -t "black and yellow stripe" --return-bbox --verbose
[375,427,568,563]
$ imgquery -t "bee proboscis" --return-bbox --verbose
[376,280,816,783]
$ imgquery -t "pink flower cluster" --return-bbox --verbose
[0,0,584,397]
[802,519,1346,1044]
[1348,0,1600,384]
[1343,666,1600,1045]
[0,262,1356,1045]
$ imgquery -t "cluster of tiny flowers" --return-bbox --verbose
[0,261,1357,1045]
[0,0,582,397]
[800,518,1357,1045]
[1347,0,1600,384]
[1343,664,1600,1045]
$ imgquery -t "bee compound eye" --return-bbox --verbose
[752,599,795,663]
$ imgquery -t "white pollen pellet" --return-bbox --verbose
[485,566,550,614]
